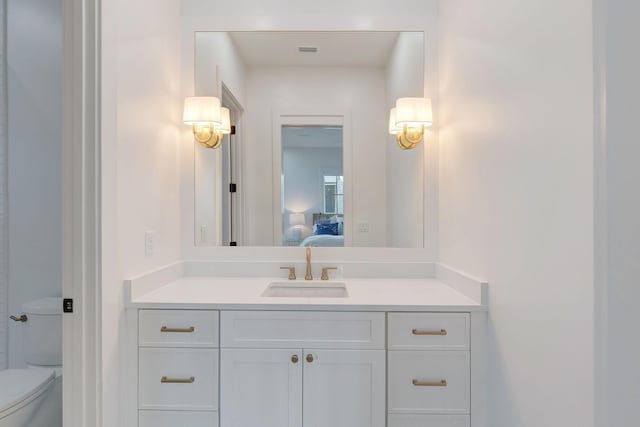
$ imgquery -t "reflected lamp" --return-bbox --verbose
[289,213,305,241]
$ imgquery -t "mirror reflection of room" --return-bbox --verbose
[194,31,425,248]
[282,126,344,247]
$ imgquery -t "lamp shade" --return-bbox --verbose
[183,96,221,125]
[217,107,232,134]
[289,213,305,226]
[395,97,433,127]
[388,108,403,134]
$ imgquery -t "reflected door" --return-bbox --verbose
[194,97,243,247]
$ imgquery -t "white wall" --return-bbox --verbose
[385,32,425,248]
[195,32,246,104]
[245,66,387,247]
[6,0,62,369]
[283,147,342,241]
[596,1,640,425]
[438,1,594,426]
[101,0,182,425]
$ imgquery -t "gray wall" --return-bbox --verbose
[0,0,8,370]
[7,0,62,368]
[596,0,640,425]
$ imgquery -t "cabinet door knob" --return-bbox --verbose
[306,354,314,363]
[291,354,299,364]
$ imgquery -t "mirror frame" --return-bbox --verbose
[180,13,439,262]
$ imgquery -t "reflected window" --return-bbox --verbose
[323,175,344,214]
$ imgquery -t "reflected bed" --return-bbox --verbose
[298,213,344,247]
[299,234,344,247]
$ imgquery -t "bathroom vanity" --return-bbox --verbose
[125,266,487,427]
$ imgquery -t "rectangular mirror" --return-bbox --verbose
[194,31,425,248]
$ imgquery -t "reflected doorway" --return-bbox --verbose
[281,125,344,247]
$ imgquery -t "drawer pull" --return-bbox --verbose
[161,376,195,384]
[160,326,195,333]
[412,379,448,387]
[412,328,447,336]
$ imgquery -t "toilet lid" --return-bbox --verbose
[0,369,55,414]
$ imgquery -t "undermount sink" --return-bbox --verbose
[262,281,349,298]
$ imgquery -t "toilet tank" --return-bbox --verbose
[22,297,62,366]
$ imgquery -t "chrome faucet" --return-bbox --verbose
[305,246,313,280]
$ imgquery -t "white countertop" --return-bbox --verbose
[127,277,486,312]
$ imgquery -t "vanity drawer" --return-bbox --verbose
[139,410,218,427]
[388,351,470,414]
[388,414,470,427]
[139,310,219,348]
[220,311,385,349]
[139,348,219,411]
[388,313,469,350]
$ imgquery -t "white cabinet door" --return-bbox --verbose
[139,410,218,427]
[220,349,303,427]
[388,414,470,427]
[302,350,385,427]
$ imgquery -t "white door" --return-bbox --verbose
[302,349,386,427]
[220,348,303,427]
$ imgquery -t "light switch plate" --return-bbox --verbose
[200,225,207,244]
[144,231,155,256]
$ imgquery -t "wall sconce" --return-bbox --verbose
[388,97,433,150]
[183,96,232,149]
[289,213,305,241]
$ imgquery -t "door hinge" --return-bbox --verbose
[63,298,74,313]
[229,183,237,193]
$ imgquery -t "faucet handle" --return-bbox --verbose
[321,267,338,281]
[280,266,297,280]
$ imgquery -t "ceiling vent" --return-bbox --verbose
[298,46,318,53]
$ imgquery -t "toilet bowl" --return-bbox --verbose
[1,297,63,427]
[0,369,55,427]
[24,366,62,427]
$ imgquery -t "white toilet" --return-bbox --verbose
[0,297,63,427]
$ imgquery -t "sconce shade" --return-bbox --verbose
[217,107,232,134]
[183,96,221,125]
[395,97,433,127]
[388,108,403,134]
[289,213,305,226]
